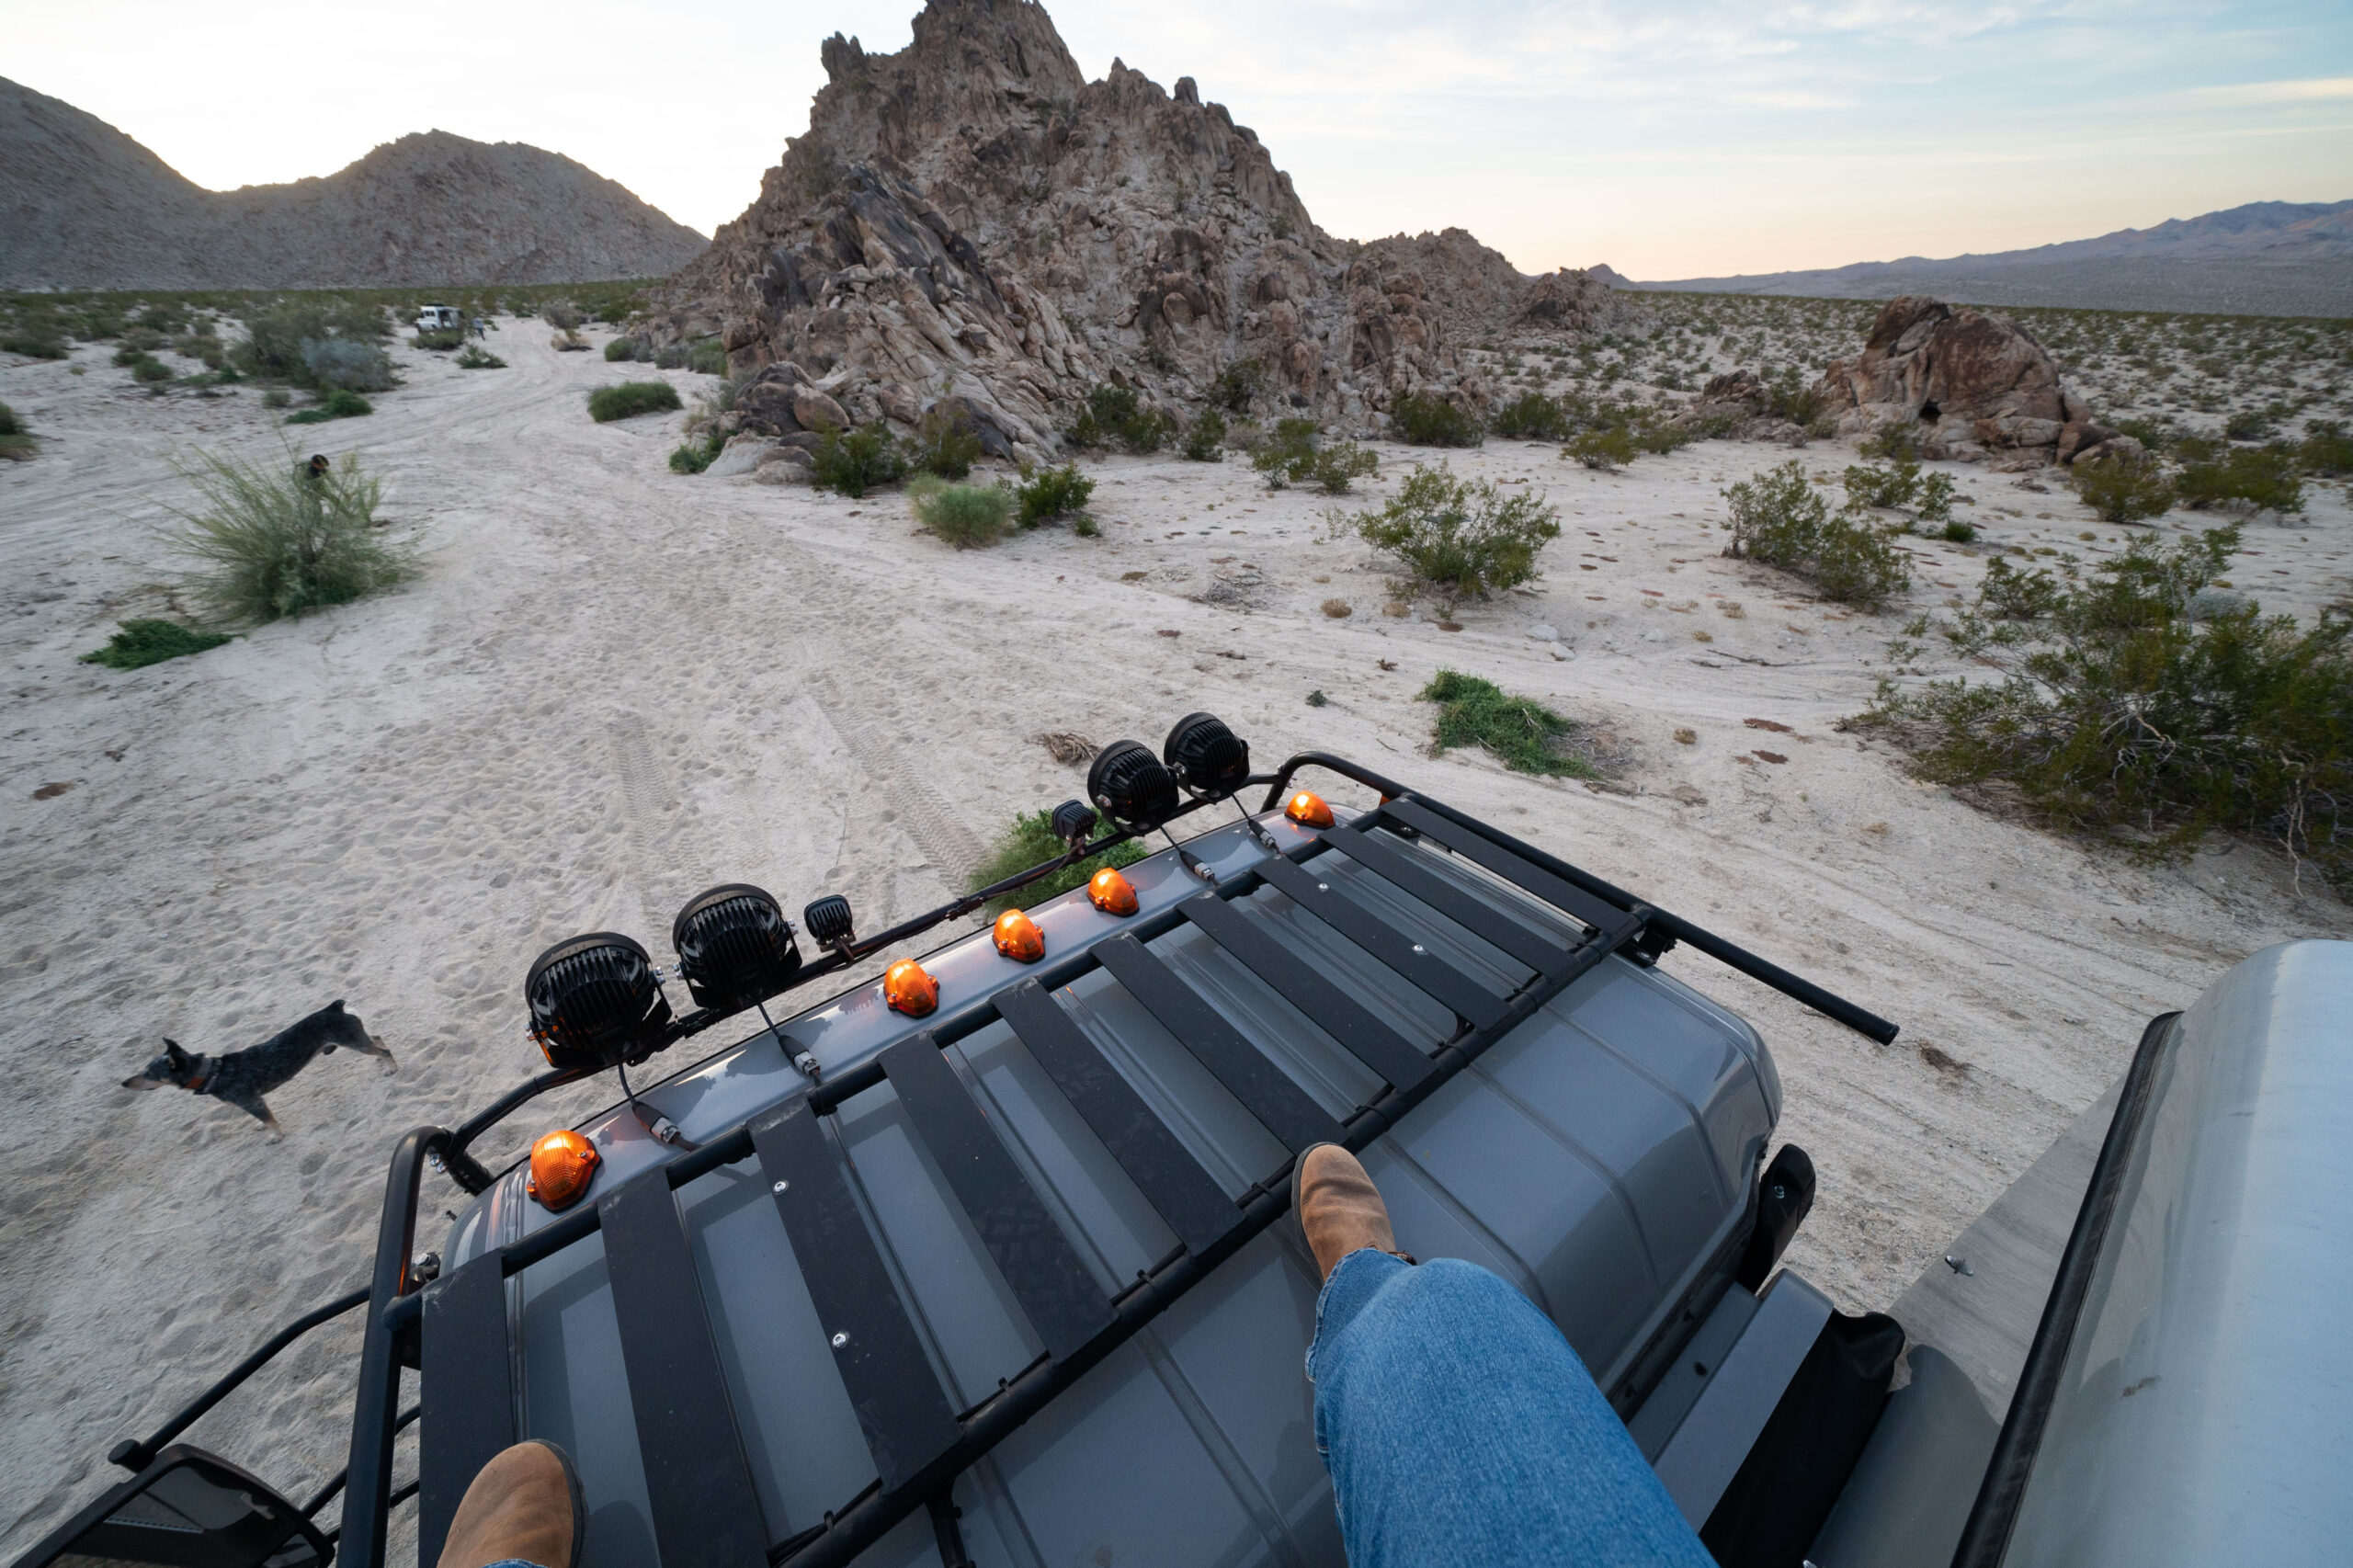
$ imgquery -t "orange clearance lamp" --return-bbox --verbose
[884,958,940,1017]
[1088,866,1139,916]
[1285,790,1335,829]
[526,1129,602,1212]
[994,908,1045,962]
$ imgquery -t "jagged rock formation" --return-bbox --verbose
[0,77,707,289]
[655,0,1623,456]
[1353,229,1642,344]
[1814,296,2122,468]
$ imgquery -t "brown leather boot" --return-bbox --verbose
[438,1440,584,1568]
[1292,1143,1415,1282]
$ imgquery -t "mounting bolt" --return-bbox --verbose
[773,1180,790,1194]
[831,1331,849,1348]
[1412,944,1426,954]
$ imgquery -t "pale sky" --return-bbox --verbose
[8,0,2348,279]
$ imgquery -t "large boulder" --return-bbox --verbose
[1814,296,2090,466]
[733,361,812,435]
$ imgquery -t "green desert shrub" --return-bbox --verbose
[540,302,585,332]
[1489,392,1570,441]
[285,388,372,424]
[1915,472,1957,524]
[1978,557,2063,619]
[1861,423,1920,461]
[3,334,68,358]
[810,421,906,497]
[603,338,639,361]
[2074,457,2176,523]
[2175,440,2303,513]
[1722,460,1909,610]
[79,619,230,669]
[1180,409,1227,461]
[1211,358,1264,413]
[127,353,173,385]
[1346,462,1560,600]
[904,410,985,481]
[1843,457,1920,510]
[668,428,724,473]
[909,474,1016,547]
[652,343,688,369]
[1939,519,1978,543]
[1389,391,1483,448]
[2299,421,2353,476]
[262,389,292,409]
[1633,423,1697,456]
[300,337,394,392]
[1252,417,1377,493]
[2222,409,2273,442]
[688,339,729,376]
[411,329,465,351]
[1066,385,1176,453]
[587,381,682,423]
[1565,427,1635,470]
[1870,525,2353,891]
[1014,462,1096,526]
[166,449,415,624]
[1762,366,1824,426]
[972,809,1145,915]
[234,300,386,383]
[0,402,34,460]
[454,344,506,369]
[1419,670,1591,778]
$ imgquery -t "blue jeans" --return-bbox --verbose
[1308,1252,1713,1567]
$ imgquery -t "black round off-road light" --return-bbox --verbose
[802,893,856,949]
[526,932,674,1070]
[1087,739,1178,828]
[672,883,801,1012]
[1162,711,1250,799]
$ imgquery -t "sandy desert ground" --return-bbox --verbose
[3,320,2347,1552]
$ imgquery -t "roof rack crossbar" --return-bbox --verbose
[1318,820,1569,979]
[1251,850,1511,1028]
[600,1166,771,1568]
[417,1255,517,1562]
[994,978,1242,1257]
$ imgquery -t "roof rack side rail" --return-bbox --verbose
[1259,750,1899,1045]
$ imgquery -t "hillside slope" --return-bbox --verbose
[1619,199,2353,318]
[0,77,707,289]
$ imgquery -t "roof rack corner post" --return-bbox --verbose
[338,1124,449,1568]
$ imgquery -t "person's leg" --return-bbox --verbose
[1296,1147,1711,1568]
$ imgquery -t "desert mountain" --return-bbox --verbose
[651,0,1635,456]
[1617,199,2353,318]
[0,77,708,290]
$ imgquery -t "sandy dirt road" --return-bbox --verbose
[2,323,2344,1552]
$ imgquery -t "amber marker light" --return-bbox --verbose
[1088,867,1140,915]
[526,1129,602,1212]
[994,908,1045,962]
[1285,790,1335,829]
[884,958,940,1017]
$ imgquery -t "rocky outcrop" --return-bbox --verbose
[0,79,707,289]
[1353,229,1643,344]
[1813,296,2104,468]
[656,0,1618,452]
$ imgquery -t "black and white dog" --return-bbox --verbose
[121,1000,396,1139]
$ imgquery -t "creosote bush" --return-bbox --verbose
[2175,438,2303,513]
[1489,392,1570,441]
[904,411,984,481]
[1870,525,2353,891]
[166,449,415,624]
[1066,386,1176,453]
[1722,460,1909,610]
[2074,458,2175,523]
[1565,428,1635,470]
[1014,462,1095,527]
[80,619,230,669]
[1180,410,1227,462]
[972,810,1144,915]
[1843,457,1920,510]
[587,381,682,423]
[810,422,906,497]
[1419,670,1591,778]
[285,388,372,424]
[1344,462,1560,601]
[1389,391,1483,448]
[909,474,1016,548]
[1252,417,1377,493]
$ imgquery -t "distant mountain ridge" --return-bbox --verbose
[0,77,708,290]
[1610,199,2353,318]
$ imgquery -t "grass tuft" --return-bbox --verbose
[910,475,1016,547]
[1419,670,1592,777]
[285,388,371,424]
[165,449,415,624]
[80,619,230,669]
[971,810,1144,915]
